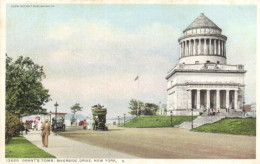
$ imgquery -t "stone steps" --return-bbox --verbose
[177,115,225,130]
[176,110,244,130]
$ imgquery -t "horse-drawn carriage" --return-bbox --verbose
[91,104,108,131]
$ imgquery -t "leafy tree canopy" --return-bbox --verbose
[6,55,51,117]
[70,103,83,114]
[128,99,143,116]
[143,103,159,115]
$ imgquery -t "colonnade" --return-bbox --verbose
[188,89,238,110]
[179,38,226,57]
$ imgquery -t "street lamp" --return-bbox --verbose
[124,114,126,126]
[49,111,52,124]
[191,108,194,129]
[54,102,59,135]
[170,111,173,127]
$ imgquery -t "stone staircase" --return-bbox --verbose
[175,109,245,130]
[176,115,225,130]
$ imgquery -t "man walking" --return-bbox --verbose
[41,118,51,147]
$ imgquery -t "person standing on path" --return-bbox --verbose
[38,121,42,131]
[35,120,38,131]
[41,118,51,147]
[32,120,35,131]
[83,120,87,130]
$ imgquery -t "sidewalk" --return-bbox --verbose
[23,130,137,158]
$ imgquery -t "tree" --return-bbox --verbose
[6,55,51,117]
[128,99,144,116]
[143,103,159,115]
[70,103,83,124]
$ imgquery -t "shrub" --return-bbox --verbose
[5,111,21,143]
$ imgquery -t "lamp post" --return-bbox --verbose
[49,111,52,124]
[54,102,58,136]
[124,114,126,126]
[191,108,194,129]
[170,111,173,127]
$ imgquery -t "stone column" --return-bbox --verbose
[179,43,182,58]
[183,42,185,57]
[198,39,201,55]
[218,40,221,55]
[216,90,220,109]
[214,39,217,54]
[224,42,226,56]
[234,90,238,110]
[222,41,225,56]
[226,90,230,108]
[189,40,192,56]
[197,90,201,110]
[193,40,196,55]
[182,42,184,57]
[204,38,207,54]
[188,90,192,109]
[209,39,212,54]
[186,41,188,56]
[206,90,210,109]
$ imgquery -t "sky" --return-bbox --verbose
[6,4,257,119]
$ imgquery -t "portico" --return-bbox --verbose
[189,88,238,111]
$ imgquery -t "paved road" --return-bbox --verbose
[23,130,137,158]
[59,126,256,159]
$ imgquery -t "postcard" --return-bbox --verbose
[0,0,259,164]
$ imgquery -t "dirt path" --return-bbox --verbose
[59,126,255,159]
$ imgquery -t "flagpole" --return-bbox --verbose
[137,65,139,117]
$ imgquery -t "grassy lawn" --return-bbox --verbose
[6,136,55,158]
[191,118,256,136]
[120,115,197,128]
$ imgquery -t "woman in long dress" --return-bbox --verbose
[38,121,42,131]
[83,120,87,130]
[41,118,51,147]
[35,121,38,131]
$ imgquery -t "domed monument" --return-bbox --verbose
[166,13,246,115]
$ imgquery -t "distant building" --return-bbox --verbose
[244,103,256,117]
[244,105,251,112]
[166,13,246,116]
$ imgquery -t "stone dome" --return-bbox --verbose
[178,13,227,65]
[183,13,221,33]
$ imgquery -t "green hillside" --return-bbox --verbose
[120,116,197,128]
[192,118,256,136]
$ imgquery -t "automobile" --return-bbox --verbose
[92,104,108,131]
[51,117,66,132]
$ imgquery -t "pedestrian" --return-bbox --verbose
[38,121,42,131]
[211,108,214,116]
[83,120,87,130]
[41,118,51,147]
[20,121,25,135]
[35,120,38,131]
[32,120,35,131]
[25,121,30,134]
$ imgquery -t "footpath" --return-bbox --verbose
[23,130,137,158]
